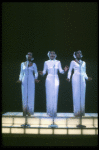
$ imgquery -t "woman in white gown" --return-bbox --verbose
[39,51,69,117]
[67,50,92,117]
[17,52,39,116]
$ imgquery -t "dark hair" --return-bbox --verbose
[27,52,33,56]
[50,51,55,53]
[75,50,82,56]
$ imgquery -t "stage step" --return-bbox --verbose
[2,112,98,135]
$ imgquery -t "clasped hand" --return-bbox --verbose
[64,65,69,72]
[38,71,43,75]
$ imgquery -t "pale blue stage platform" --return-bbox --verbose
[2,112,98,135]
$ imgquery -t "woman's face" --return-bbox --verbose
[49,51,56,60]
[76,51,82,60]
[27,52,32,61]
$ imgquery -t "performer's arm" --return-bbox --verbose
[58,61,65,74]
[84,62,88,80]
[38,61,47,76]
[34,63,40,83]
[34,63,38,79]
[66,61,73,81]
[43,61,47,75]
[19,63,24,81]
[84,62,92,81]
[16,62,24,83]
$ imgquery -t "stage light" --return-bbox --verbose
[54,129,67,134]
[2,117,13,124]
[82,129,96,135]
[40,118,53,125]
[40,129,53,134]
[2,123,12,127]
[14,118,25,125]
[67,118,79,125]
[96,129,98,135]
[54,118,66,125]
[2,128,10,133]
[82,118,93,126]
[25,129,38,134]
[27,118,39,125]
[68,129,81,135]
[67,124,77,127]
[94,118,98,127]
[11,128,24,134]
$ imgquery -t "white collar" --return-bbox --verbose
[75,59,83,65]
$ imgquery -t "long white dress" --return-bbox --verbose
[19,61,38,115]
[43,59,64,117]
[67,60,88,116]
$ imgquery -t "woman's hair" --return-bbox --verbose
[73,50,83,58]
[47,51,57,59]
[26,52,34,61]
[27,52,33,56]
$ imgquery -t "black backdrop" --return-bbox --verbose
[2,2,98,113]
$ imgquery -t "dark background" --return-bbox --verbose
[2,2,98,114]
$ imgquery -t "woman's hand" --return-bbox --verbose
[64,65,69,72]
[66,78,70,82]
[35,79,40,83]
[88,77,92,81]
[16,80,21,83]
[38,71,43,75]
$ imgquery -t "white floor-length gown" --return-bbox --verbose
[19,61,38,115]
[67,60,88,116]
[43,59,64,117]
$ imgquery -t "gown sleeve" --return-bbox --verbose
[33,63,38,79]
[42,61,47,75]
[67,61,73,80]
[58,61,65,74]
[19,62,24,81]
[84,62,88,80]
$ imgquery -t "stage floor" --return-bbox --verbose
[2,112,98,117]
[2,112,98,135]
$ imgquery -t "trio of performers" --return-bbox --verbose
[17,50,92,117]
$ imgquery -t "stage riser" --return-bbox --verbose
[2,117,98,127]
[2,128,98,135]
[2,112,98,135]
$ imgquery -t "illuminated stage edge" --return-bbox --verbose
[2,112,98,135]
